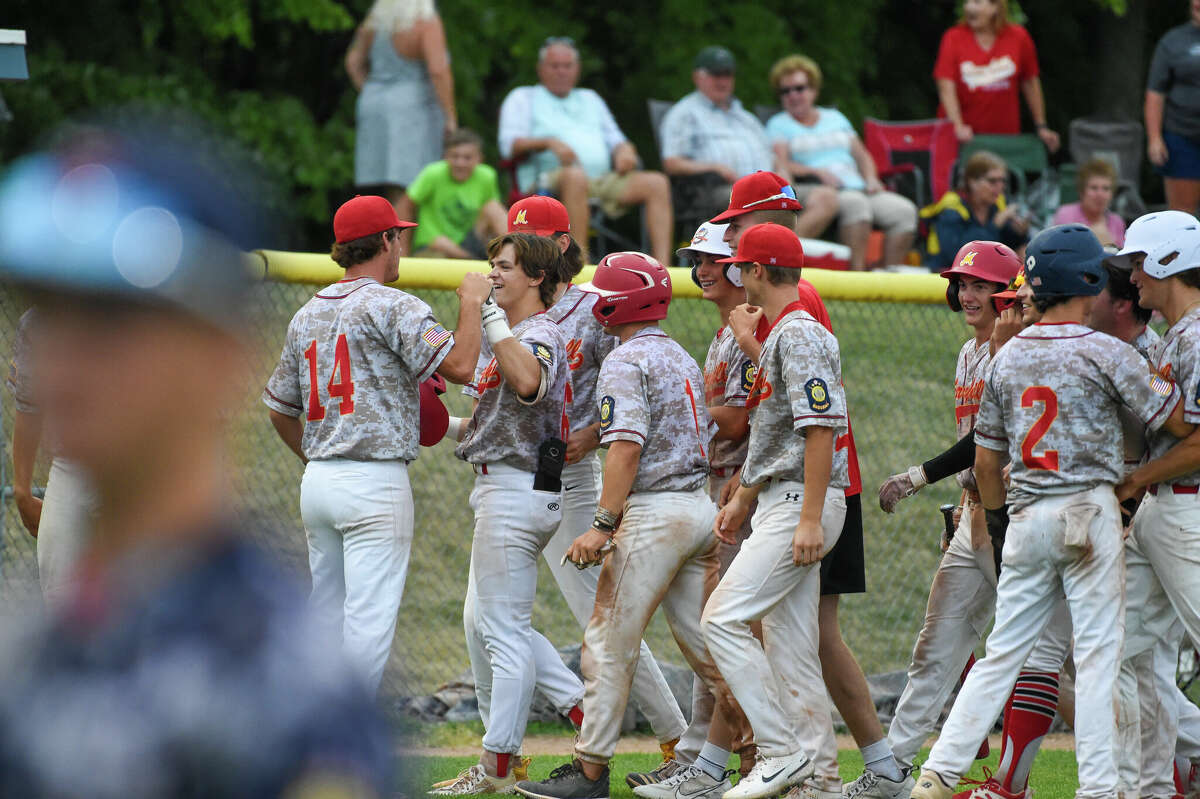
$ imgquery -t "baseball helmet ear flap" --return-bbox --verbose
[691,263,702,288]
[724,264,744,288]
[946,278,963,312]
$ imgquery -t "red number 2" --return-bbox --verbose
[684,379,707,459]
[303,335,356,422]
[1020,386,1059,471]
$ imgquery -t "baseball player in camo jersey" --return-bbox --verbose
[1106,211,1200,799]
[509,197,689,757]
[516,251,741,799]
[911,224,1192,799]
[265,195,491,694]
[435,233,584,796]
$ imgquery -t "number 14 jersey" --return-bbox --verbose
[263,276,453,462]
[975,322,1179,511]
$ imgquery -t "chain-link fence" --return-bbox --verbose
[0,274,974,701]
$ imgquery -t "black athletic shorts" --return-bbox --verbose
[820,492,866,596]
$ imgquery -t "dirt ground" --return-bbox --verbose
[406,732,1076,757]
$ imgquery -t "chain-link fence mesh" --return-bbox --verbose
[1,275,973,701]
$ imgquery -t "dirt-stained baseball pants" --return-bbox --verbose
[541,454,687,743]
[301,458,414,693]
[462,462,582,755]
[37,457,95,605]
[702,481,846,778]
[575,488,733,765]
[924,487,1125,798]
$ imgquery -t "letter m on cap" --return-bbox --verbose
[515,209,528,225]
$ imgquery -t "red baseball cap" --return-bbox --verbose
[333,195,416,243]
[508,196,571,236]
[710,171,802,222]
[717,223,805,269]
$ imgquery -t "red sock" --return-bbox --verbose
[568,704,584,728]
[494,753,511,778]
[996,671,1059,794]
[1175,755,1189,796]
[959,654,990,760]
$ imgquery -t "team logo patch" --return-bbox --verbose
[739,359,756,393]
[514,209,528,226]
[960,250,977,266]
[422,324,452,348]
[599,395,615,431]
[805,377,831,413]
[1149,373,1174,397]
[531,343,554,370]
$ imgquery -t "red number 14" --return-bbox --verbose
[304,335,356,421]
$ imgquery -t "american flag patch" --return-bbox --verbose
[1150,374,1173,396]
[422,325,451,348]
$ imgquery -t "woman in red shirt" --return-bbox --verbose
[933,0,1060,152]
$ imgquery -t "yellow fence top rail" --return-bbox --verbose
[251,249,947,305]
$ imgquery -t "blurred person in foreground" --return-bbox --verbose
[0,118,392,798]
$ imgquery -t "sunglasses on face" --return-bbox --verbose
[979,176,1006,185]
[778,84,810,97]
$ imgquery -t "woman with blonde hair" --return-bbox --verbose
[346,0,457,205]
[1051,158,1126,247]
[925,150,1030,269]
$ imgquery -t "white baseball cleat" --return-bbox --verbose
[784,782,842,799]
[722,752,813,799]
[632,764,733,799]
[431,764,518,795]
[909,770,954,799]
[841,769,915,799]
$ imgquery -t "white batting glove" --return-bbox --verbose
[480,288,513,346]
[878,465,928,513]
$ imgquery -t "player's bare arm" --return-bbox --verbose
[565,422,601,464]
[727,303,764,365]
[567,439,641,566]
[436,272,490,384]
[1117,403,1197,500]
[268,409,307,463]
[709,405,749,441]
[973,445,1007,510]
[11,408,43,537]
[491,338,545,399]
[793,426,833,566]
[718,467,741,507]
[714,479,763,543]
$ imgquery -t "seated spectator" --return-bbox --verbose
[398,128,506,259]
[1051,158,1126,247]
[766,54,918,269]
[498,37,672,264]
[660,45,837,237]
[923,150,1030,269]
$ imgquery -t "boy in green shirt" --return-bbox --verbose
[399,129,507,259]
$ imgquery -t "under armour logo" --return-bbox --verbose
[785,492,801,502]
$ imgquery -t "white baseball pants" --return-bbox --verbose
[925,486,1125,799]
[301,458,414,693]
[37,457,95,605]
[541,454,687,743]
[462,463,580,755]
[574,488,732,765]
[702,481,845,767]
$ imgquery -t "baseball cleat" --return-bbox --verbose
[722,752,813,799]
[432,758,531,791]
[842,769,915,799]
[516,761,609,799]
[626,759,682,789]
[785,782,842,799]
[951,778,1029,799]
[632,764,733,799]
[909,770,954,799]
[430,764,518,795]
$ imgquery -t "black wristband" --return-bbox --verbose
[921,428,977,484]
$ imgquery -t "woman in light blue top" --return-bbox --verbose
[346,0,456,206]
[766,54,917,269]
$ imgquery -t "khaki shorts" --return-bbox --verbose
[542,168,632,218]
[793,183,917,235]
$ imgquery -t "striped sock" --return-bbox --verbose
[996,671,1059,794]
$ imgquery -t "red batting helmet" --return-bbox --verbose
[941,240,1020,312]
[580,251,672,327]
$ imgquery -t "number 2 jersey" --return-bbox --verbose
[975,322,1181,511]
[263,277,453,462]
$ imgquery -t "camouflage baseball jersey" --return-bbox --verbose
[457,312,569,472]
[595,327,713,493]
[1145,306,1200,486]
[704,326,755,471]
[741,307,850,488]
[1132,324,1161,362]
[7,308,36,414]
[462,333,495,401]
[546,285,618,431]
[263,277,453,462]
[975,323,1181,510]
[954,336,991,489]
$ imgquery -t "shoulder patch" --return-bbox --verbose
[805,377,831,413]
[531,342,554,370]
[599,395,615,431]
[738,359,756,393]
[422,324,452,348]
[1149,373,1175,398]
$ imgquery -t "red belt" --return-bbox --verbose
[711,466,733,478]
[473,463,489,475]
[1148,483,1200,496]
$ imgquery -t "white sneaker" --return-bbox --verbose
[784,783,841,799]
[633,764,734,799]
[431,764,518,795]
[842,769,915,799]
[723,753,814,799]
[910,770,954,799]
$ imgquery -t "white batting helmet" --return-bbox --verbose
[1107,210,1200,279]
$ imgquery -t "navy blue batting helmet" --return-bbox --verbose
[1023,224,1108,299]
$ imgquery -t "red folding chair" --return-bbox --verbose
[863,118,960,209]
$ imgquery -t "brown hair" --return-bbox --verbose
[559,235,585,279]
[486,232,563,308]
[763,264,801,286]
[1103,262,1152,324]
[1177,267,1200,290]
[745,209,799,230]
[960,150,1006,195]
[769,54,822,93]
[330,228,398,269]
[1076,158,1117,196]
[959,0,1008,32]
[445,127,484,152]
